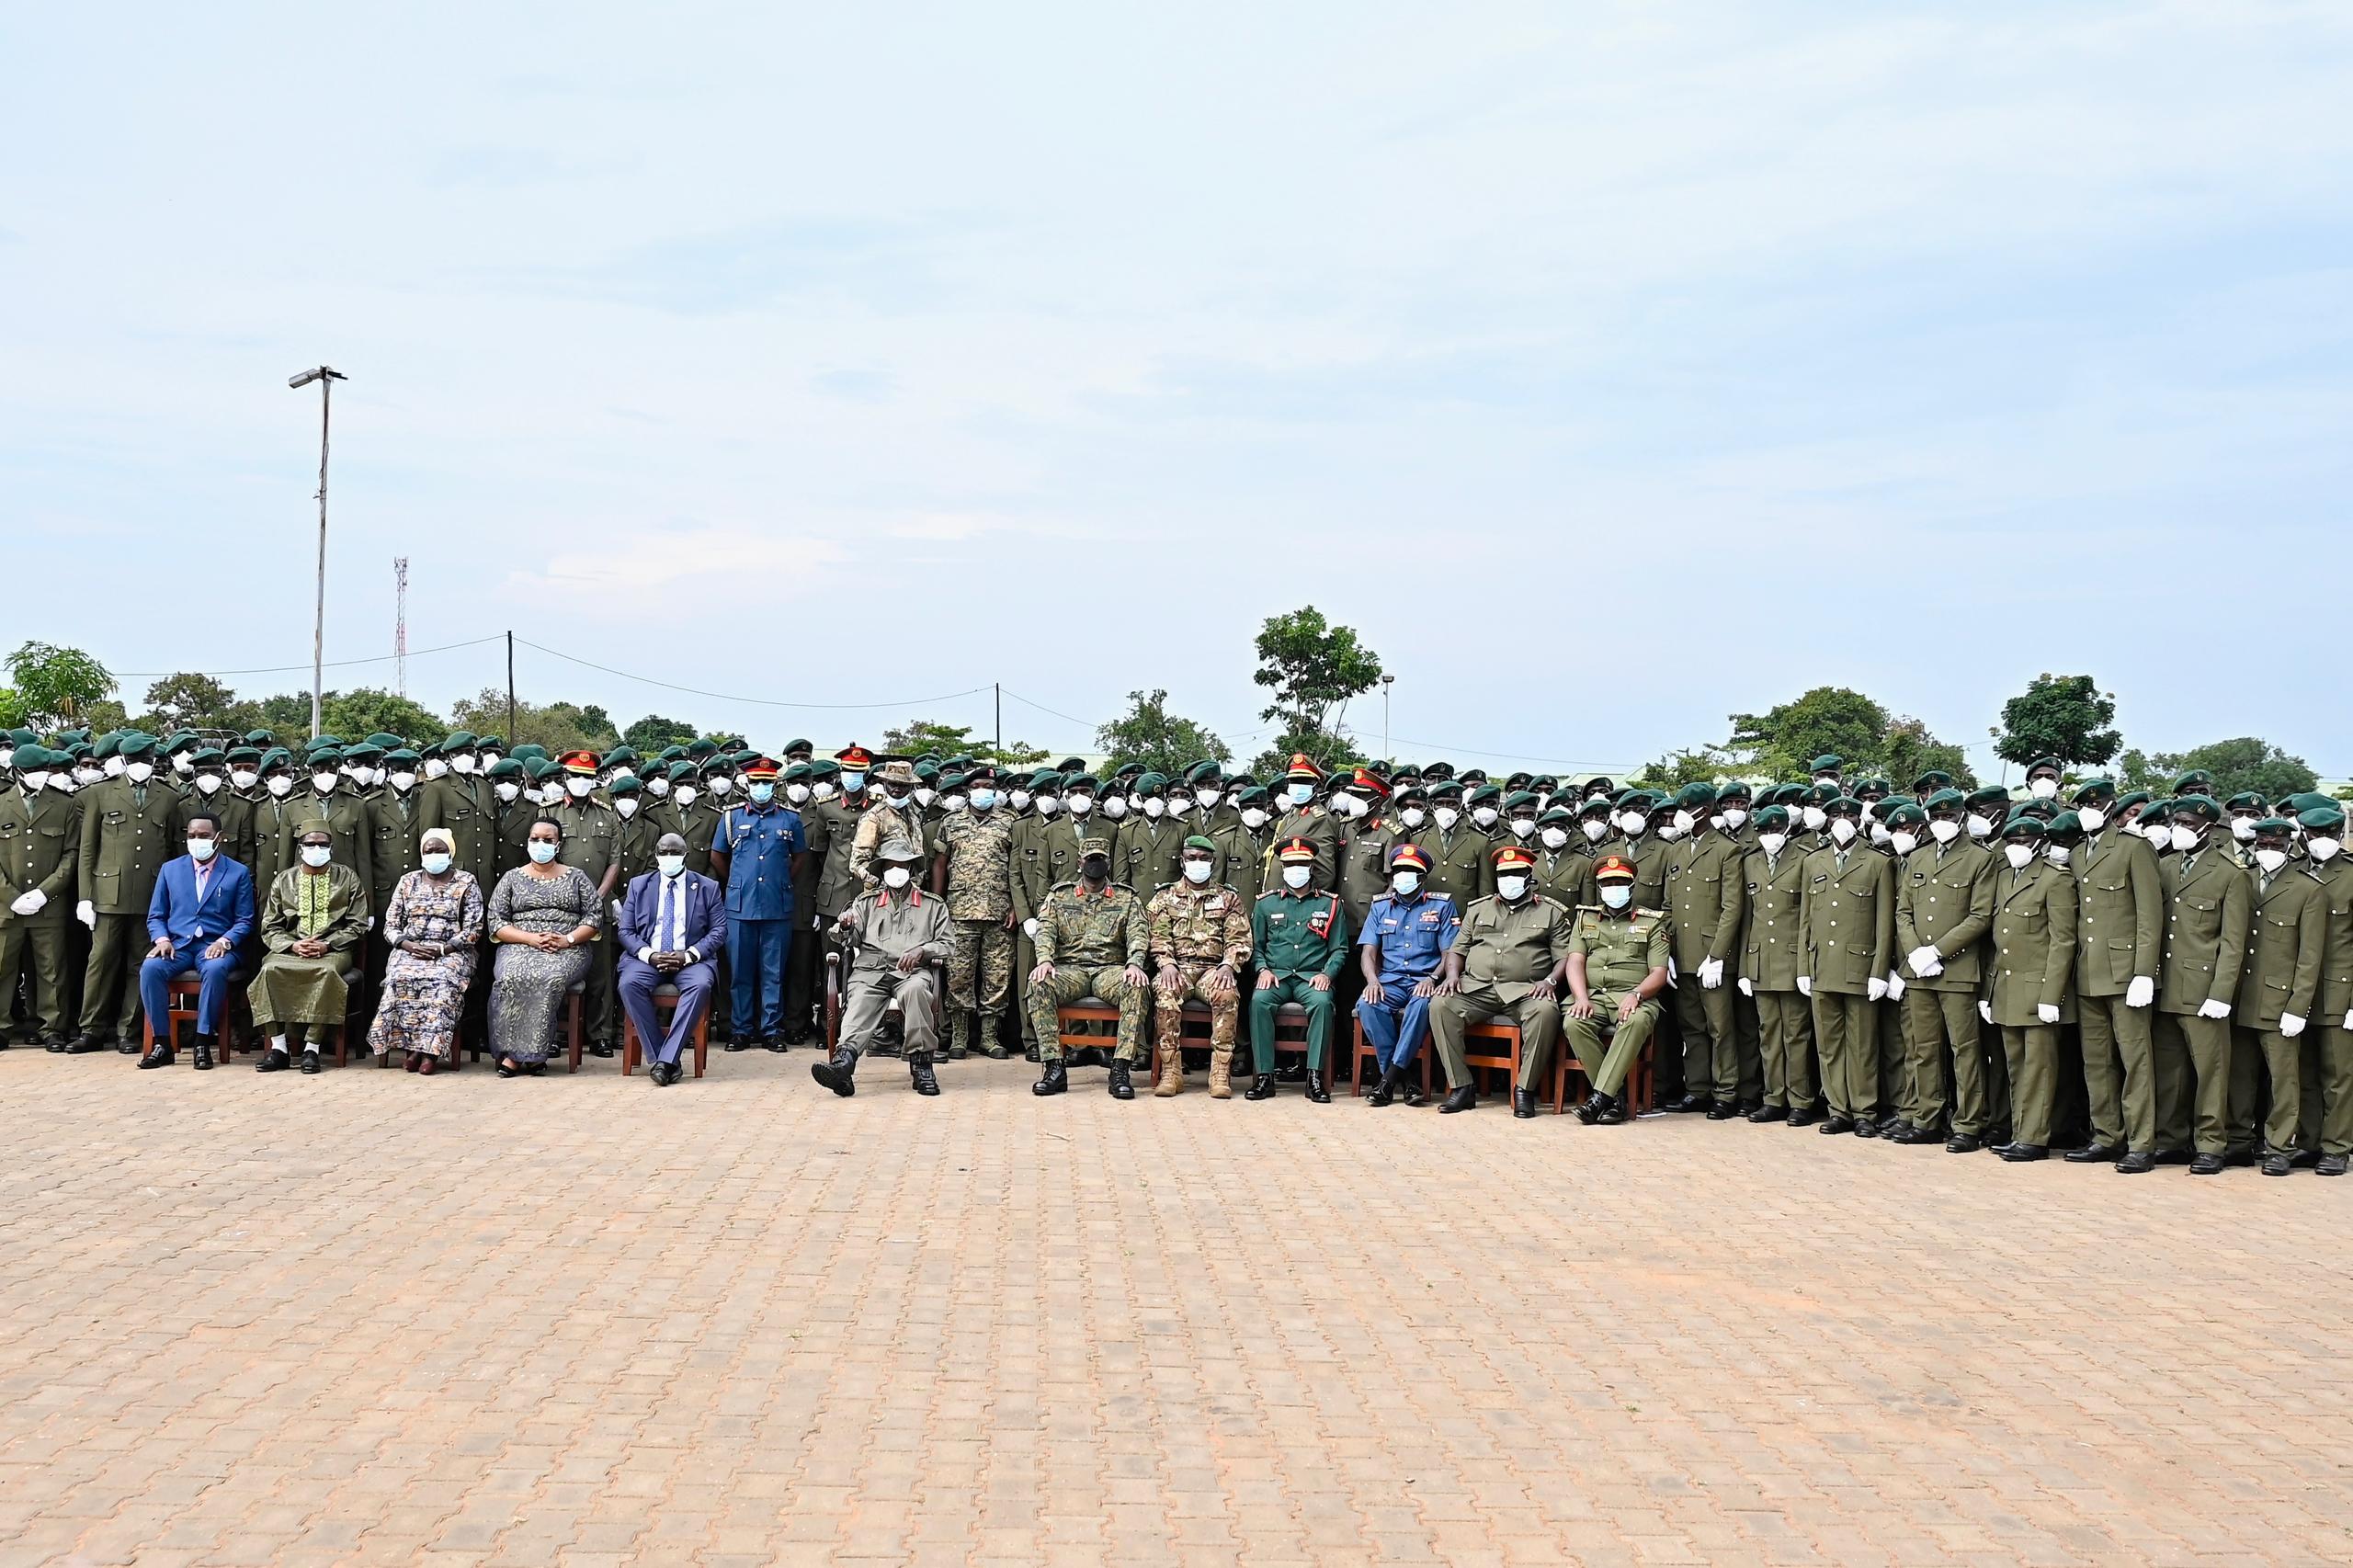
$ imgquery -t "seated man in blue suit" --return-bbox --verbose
[138,811,256,1072]
[618,832,727,1086]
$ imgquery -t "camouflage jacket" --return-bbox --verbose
[1145,880,1251,970]
[1034,880,1147,969]
[849,798,925,891]
[933,809,1015,921]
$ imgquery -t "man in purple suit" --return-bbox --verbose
[137,811,256,1071]
[618,832,728,1086]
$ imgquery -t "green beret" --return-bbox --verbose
[1824,795,1864,816]
[362,733,404,751]
[1964,786,2011,812]
[1182,834,1217,853]
[1807,755,1842,774]
[2224,791,2266,812]
[1064,773,1099,791]
[1136,771,1169,794]
[1056,757,1086,774]
[118,734,158,760]
[1028,767,1061,790]
[1504,790,1541,811]
[1530,775,1559,791]
[1536,805,1573,826]
[344,743,383,763]
[1674,782,1717,810]
[2023,756,2062,777]
[525,757,559,780]
[10,744,52,768]
[188,746,226,767]
[1854,778,1891,800]
[1715,781,1751,802]
[2001,812,2047,838]
[608,775,642,796]
[2114,790,2152,812]
[1576,795,1613,818]
[1804,781,1841,805]
[1183,761,1221,785]
[1912,770,1954,791]
[1465,783,1502,805]
[2045,810,2083,842]
[2250,815,2294,835]
[1884,801,1927,828]
[257,747,292,771]
[2297,805,2345,834]
[1868,796,1904,822]
[1428,781,1464,801]
[474,734,506,752]
[382,747,419,766]
[2170,769,2212,795]
[939,771,968,791]
[666,761,698,783]
[1753,804,1790,831]
[2137,799,2171,826]
[161,731,199,756]
[92,733,120,760]
[440,731,476,750]
[2173,794,2222,824]
[308,745,343,766]
[2071,777,2116,804]
[484,757,523,779]
[781,762,812,782]
[1923,788,1966,812]
[686,739,717,758]
[808,759,839,779]
[5,727,37,747]
[1233,785,1269,806]
[783,738,813,754]
[604,744,639,765]
[914,760,938,782]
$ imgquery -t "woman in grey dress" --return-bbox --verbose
[485,816,602,1076]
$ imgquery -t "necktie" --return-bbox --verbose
[664,877,680,953]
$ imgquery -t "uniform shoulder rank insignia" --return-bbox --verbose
[1636,906,1666,919]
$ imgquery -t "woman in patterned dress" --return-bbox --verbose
[369,827,484,1074]
[485,816,602,1077]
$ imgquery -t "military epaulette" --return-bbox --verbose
[1575,903,1603,915]
[1636,905,1666,919]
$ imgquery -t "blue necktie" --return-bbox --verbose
[664,877,681,953]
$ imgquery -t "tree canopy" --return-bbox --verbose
[1992,674,2120,769]
[1097,690,1231,780]
[1250,607,1381,776]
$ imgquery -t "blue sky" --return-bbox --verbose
[6,4,2348,776]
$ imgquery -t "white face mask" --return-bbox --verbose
[424,757,449,779]
[656,854,686,878]
[522,787,547,806]
[1433,806,1461,830]
[1617,811,1645,835]
[1758,832,1788,857]
[479,752,501,768]
[706,777,733,797]
[785,783,810,804]
[605,767,634,786]
[529,840,559,864]
[2255,846,2288,874]
[1036,796,1062,816]
[495,781,521,802]
[186,836,217,860]
[301,845,333,868]
[266,775,292,796]
[882,866,913,890]
[74,767,102,787]
[311,772,337,793]
[615,797,638,818]
[2005,843,2036,869]
[2044,843,2073,867]
[1391,871,1421,896]
[1828,818,1858,845]
[1495,875,1529,901]
[1581,818,1609,843]
[390,771,416,791]
[2306,836,2341,862]
[914,788,935,808]
[1801,806,1827,832]
[125,762,154,783]
[1100,797,1128,819]
[172,755,195,776]
[1182,859,1213,884]
[1194,789,1221,809]
[647,776,672,797]
[1964,812,1994,839]
[1539,826,1568,849]
[565,777,593,798]
[1240,808,1268,829]
[676,786,700,809]
[1288,783,1315,807]
[1067,794,1094,816]
[2076,806,2106,832]
[2230,816,2258,842]
[1708,814,1725,833]
[942,794,967,813]
[1600,885,1632,910]
[1723,808,1751,831]
[232,768,259,790]
[1928,818,1960,844]
[810,782,836,801]
[1890,831,1918,856]
[21,771,50,792]
[449,754,477,775]
[103,756,125,778]
[1008,790,1032,811]
[2029,777,2058,799]
[1282,865,1312,889]
[1471,806,1500,829]
[2170,824,2202,854]
[1508,817,1535,838]
[970,790,998,812]
[1656,821,1685,842]
[193,773,223,794]
[422,851,453,875]
[0,748,11,768]
[1141,797,1165,818]
[1399,807,1427,829]
[1672,809,1696,835]
[1868,822,1892,846]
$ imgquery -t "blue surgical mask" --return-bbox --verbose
[421,851,453,875]
[1391,871,1420,897]
[1601,885,1632,910]
[840,771,866,793]
[529,841,559,864]
[657,854,686,877]
[187,837,218,861]
[969,789,998,811]
[748,782,775,804]
[1288,783,1313,806]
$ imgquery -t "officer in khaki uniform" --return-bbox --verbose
[1264,755,1341,892]
[1430,843,1573,1116]
[1145,835,1252,1097]
[73,733,184,1051]
[1561,854,1670,1125]
[2153,796,2252,1174]
[2234,815,2325,1176]
[1662,782,1748,1116]
[1978,815,2078,1161]
[1891,789,1999,1151]
[1798,795,1894,1135]
[2295,804,2353,1176]
[1738,804,1817,1122]
[1,745,83,1049]
[2064,776,2165,1164]
[1411,782,1492,912]
[1027,835,1150,1099]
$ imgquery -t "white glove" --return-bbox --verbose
[1666,955,1678,981]
[1795,975,1811,997]
[1906,946,1943,978]
[9,890,44,916]
[2037,1003,2061,1024]
[367,915,377,932]
[2124,974,2155,1008]
[1699,958,1723,990]
[2280,1011,2306,1039]
[2197,998,2233,1021]
[2344,1008,2353,1032]
[1978,1000,1993,1024]
[1736,975,1753,997]
[76,899,96,927]
[1866,977,1888,1002]
[1022,917,1040,939]
[1886,971,1906,1001]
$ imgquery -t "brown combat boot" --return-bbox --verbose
[1208,1047,1233,1099]
[1154,1049,1185,1096]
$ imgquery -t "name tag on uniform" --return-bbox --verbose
[1269,912,1286,923]
[1745,881,1759,892]
[1811,873,1828,885]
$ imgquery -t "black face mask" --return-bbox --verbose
[886,788,912,804]
[1081,858,1110,881]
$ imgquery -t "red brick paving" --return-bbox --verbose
[3,1047,2350,1566]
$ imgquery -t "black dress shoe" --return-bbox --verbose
[1705,1100,1738,1120]
[2115,1151,2156,1174]
[117,1040,140,1054]
[1438,1084,1477,1114]
[724,1037,749,1052]
[1403,1079,1429,1108]
[1853,1119,1881,1139]
[2188,1153,2225,1176]
[193,1037,214,1072]
[1997,1142,2047,1163]
[1305,1069,1330,1105]
[136,1043,175,1069]
[1031,1059,1068,1096]
[1512,1088,1537,1119]
[765,1036,788,1053]
[2064,1144,2122,1164]
[1746,1104,1789,1123]
[1944,1133,1984,1153]
[2153,1149,2194,1165]
[909,1056,940,1096]
[1892,1125,1940,1145]
[2316,1153,2347,1176]
[45,1037,68,1053]
[1108,1061,1134,1100]
[1786,1108,1820,1128]
[1277,1058,1307,1083]
[811,1049,858,1097]
[68,1032,108,1054]
[256,1049,290,1073]
[1244,1069,1277,1101]
[2261,1152,2293,1177]
[1880,1119,1915,1139]
[586,1041,614,1059]
[1818,1116,1855,1135]
[1669,1092,1710,1114]
[1574,1091,1624,1125]
[1369,1064,1403,1107]
[300,1051,322,1074]
[2223,1148,2256,1169]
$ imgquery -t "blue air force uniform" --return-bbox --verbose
[718,793,805,1040]
[1355,888,1461,1073]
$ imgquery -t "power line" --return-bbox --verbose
[995,687,1098,731]
[116,634,506,681]
[513,637,995,712]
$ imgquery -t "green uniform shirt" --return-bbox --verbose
[1984,861,2078,1026]
[1798,842,1895,995]
[1893,838,1996,992]
[1569,903,1669,998]
[2234,861,2325,1029]
[1448,892,1570,987]
[0,787,81,925]
[1664,830,1746,970]
[2157,849,2252,1016]
[76,777,185,916]
[2071,831,2164,995]
[1739,845,1810,992]
[2305,856,2353,1024]
[1251,885,1351,980]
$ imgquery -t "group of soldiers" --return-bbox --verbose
[6,723,2349,1176]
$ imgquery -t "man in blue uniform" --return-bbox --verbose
[710,756,808,1051]
[1356,843,1461,1107]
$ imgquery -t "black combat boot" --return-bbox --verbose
[1304,1068,1330,1104]
[908,1054,940,1096]
[1031,1059,1068,1096]
[811,1045,859,1097]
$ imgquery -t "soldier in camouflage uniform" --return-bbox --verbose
[1027,835,1151,1099]
[850,758,926,891]
[1145,835,1253,1097]
[930,767,1016,1059]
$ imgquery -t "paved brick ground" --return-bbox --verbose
[3,1045,2350,1568]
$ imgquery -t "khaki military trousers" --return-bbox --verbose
[1754,988,1815,1109]
[842,966,940,1060]
[948,916,1013,1052]
[0,921,70,1039]
[2316,1022,2353,1156]
[1902,987,1992,1136]
[1559,993,1660,1098]
[2000,1024,2060,1147]
[1431,981,1559,1092]
[1810,990,1878,1121]
[2075,991,2156,1153]
[1028,965,1145,1063]
[1154,964,1239,1084]
[2252,1025,2317,1155]
[2155,1012,2235,1155]
[1674,978,1739,1102]
[78,912,147,1041]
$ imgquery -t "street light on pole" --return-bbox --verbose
[1381,674,1395,767]
[288,367,347,741]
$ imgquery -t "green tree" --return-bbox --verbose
[449,687,600,756]
[2120,738,2317,801]
[319,688,448,746]
[254,692,317,738]
[137,672,251,733]
[4,642,116,731]
[1992,674,2120,770]
[880,719,1049,767]
[622,713,702,753]
[1630,746,1739,792]
[1251,607,1381,775]
[1882,716,1977,790]
[1095,690,1231,780]
[1727,687,1892,780]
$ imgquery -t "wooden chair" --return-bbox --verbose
[621,981,710,1079]
[142,971,249,1062]
[559,978,587,1072]
[1054,996,1124,1061]
[1351,1012,1434,1100]
[1462,1012,1522,1096]
[824,950,945,1054]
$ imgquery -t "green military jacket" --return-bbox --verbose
[2071,830,2163,996]
[1893,838,1996,992]
[1798,843,1894,996]
[1568,903,1668,1000]
[1664,830,1745,970]
[933,809,1016,922]
[246,790,305,892]
[1034,880,1147,970]
[0,786,81,926]
[416,776,496,889]
[284,785,374,892]
[1739,845,1810,993]
[656,795,722,879]
[612,803,663,894]
[1115,814,1188,900]
[76,777,185,916]
[812,794,869,917]
[2304,856,2353,1025]
[1015,814,1098,926]
[2234,861,2325,1030]
[496,796,540,878]
[1410,824,1493,911]
[259,862,369,954]
[1449,891,1570,990]
[1267,804,1341,891]
[184,784,252,874]
[1210,821,1273,903]
[544,796,621,893]
[364,787,427,915]
[2156,847,2252,1016]
[1984,860,2078,1027]
[1337,822,1401,932]
[1146,880,1252,970]
[1251,885,1351,980]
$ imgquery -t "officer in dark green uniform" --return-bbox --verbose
[1798,795,1895,1135]
[2294,805,2353,1176]
[1663,781,1748,1116]
[363,748,429,994]
[1562,853,1671,1125]
[1,744,83,1049]
[1247,836,1350,1102]
[73,733,183,1051]
[1211,785,1275,902]
[1893,787,1998,1151]
[1980,814,2078,1163]
[1266,755,1341,892]
[1528,807,1585,906]
[2154,796,2252,1173]
[546,749,623,1055]
[488,757,534,876]
[2235,815,2325,1176]
[1412,781,1492,912]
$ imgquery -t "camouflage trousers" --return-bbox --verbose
[1152,964,1241,1060]
[948,916,1013,1037]
[1027,965,1146,1063]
